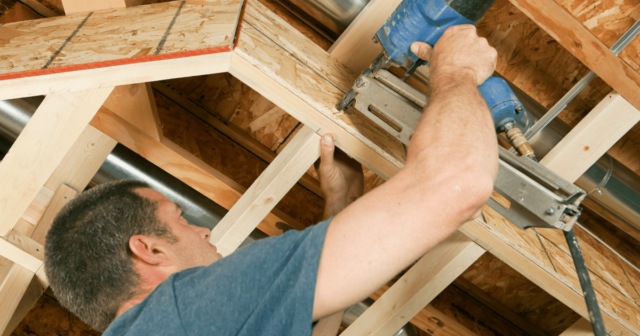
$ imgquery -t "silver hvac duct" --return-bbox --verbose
[0,97,270,246]
[277,0,369,38]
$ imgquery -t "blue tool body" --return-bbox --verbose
[376,0,523,132]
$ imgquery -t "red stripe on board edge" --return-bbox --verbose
[0,45,231,82]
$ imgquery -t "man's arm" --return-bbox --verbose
[312,25,498,319]
[311,143,365,334]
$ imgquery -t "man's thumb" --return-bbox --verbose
[411,42,432,61]
[320,134,335,167]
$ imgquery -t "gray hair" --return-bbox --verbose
[45,180,176,331]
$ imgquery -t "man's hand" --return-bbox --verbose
[314,134,364,220]
[410,25,497,86]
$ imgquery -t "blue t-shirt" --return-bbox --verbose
[103,219,330,336]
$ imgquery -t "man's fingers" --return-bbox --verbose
[410,42,432,62]
[320,134,335,168]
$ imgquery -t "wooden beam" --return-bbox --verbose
[541,92,640,182]
[90,106,306,236]
[152,81,324,198]
[44,126,117,192]
[2,129,112,336]
[328,0,401,73]
[0,263,33,334]
[104,83,163,141]
[506,0,640,113]
[29,185,77,246]
[19,187,55,228]
[0,0,240,100]
[0,87,113,237]
[0,230,43,273]
[341,232,484,336]
[210,125,320,256]
[560,318,593,336]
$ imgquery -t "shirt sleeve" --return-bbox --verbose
[171,218,331,336]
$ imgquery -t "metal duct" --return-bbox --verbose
[277,0,369,37]
[341,299,422,335]
[0,97,270,245]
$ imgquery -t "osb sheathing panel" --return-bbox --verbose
[461,253,581,335]
[164,74,302,152]
[0,0,239,76]
[154,91,326,228]
[431,285,531,336]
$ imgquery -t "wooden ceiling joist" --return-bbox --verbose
[210,125,320,256]
[0,263,33,333]
[0,87,113,237]
[540,92,640,183]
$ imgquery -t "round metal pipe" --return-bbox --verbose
[278,0,369,36]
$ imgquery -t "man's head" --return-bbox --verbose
[45,180,221,331]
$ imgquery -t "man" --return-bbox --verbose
[45,25,498,335]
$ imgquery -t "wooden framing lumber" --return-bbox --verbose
[19,187,54,227]
[210,125,320,256]
[44,125,117,192]
[29,185,77,246]
[2,128,111,335]
[104,83,163,141]
[0,0,241,100]
[90,106,306,236]
[0,263,33,334]
[506,0,640,113]
[341,232,484,336]
[540,92,640,182]
[0,87,113,237]
[327,0,402,73]
[0,230,43,273]
[560,318,593,336]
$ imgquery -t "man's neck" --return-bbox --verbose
[116,264,173,318]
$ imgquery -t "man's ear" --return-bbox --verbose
[129,235,171,265]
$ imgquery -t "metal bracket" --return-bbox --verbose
[490,147,586,231]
